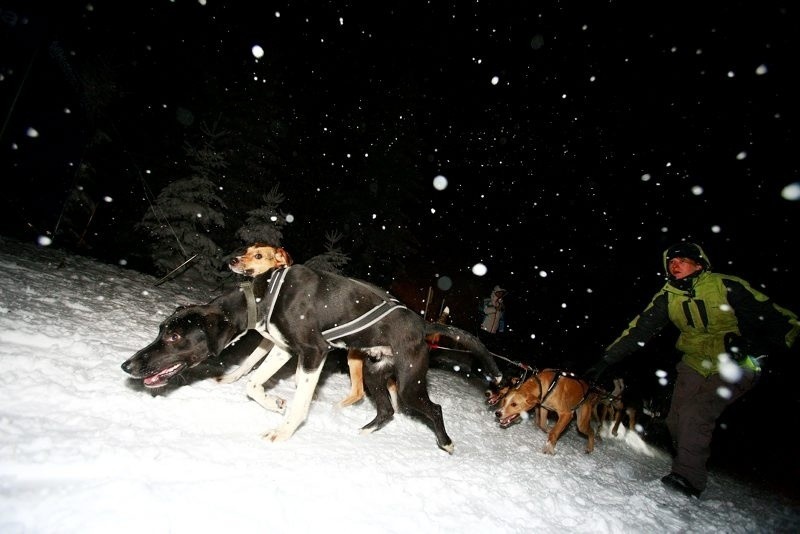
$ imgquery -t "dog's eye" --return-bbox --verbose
[254,254,263,259]
[166,332,181,343]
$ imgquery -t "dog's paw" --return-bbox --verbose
[338,394,363,408]
[542,443,556,455]
[250,394,286,413]
[263,423,297,443]
[263,429,286,442]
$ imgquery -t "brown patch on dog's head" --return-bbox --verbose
[494,377,541,427]
[229,243,293,276]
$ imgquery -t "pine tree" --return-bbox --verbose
[235,184,286,246]
[305,230,350,274]
[137,122,228,284]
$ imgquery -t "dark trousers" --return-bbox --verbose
[666,360,759,491]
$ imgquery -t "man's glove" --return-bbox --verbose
[584,360,609,384]
[724,332,752,362]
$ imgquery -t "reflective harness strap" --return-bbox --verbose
[262,266,289,326]
[322,301,406,342]
[323,277,406,342]
[240,267,407,341]
[238,266,290,330]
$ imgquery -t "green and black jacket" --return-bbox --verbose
[604,245,799,377]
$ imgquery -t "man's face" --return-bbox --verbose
[668,257,703,279]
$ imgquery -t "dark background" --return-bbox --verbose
[2,1,798,496]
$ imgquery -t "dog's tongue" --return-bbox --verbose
[499,414,519,428]
[143,363,183,388]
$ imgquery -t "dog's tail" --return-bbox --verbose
[425,323,503,385]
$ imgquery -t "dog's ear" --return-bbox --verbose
[524,391,539,407]
[276,247,293,266]
[201,312,235,356]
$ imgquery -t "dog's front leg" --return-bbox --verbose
[536,406,549,433]
[611,406,623,436]
[217,338,274,384]
[543,412,573,455]
[246,346,292,413]
[264,356,327,442]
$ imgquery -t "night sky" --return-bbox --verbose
[2,2,798,359]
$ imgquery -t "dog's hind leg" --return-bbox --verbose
[217,338,274,384]
[387,378,398,412]
[246,346,292,413]
[627,407,637,433]
[402,388,452,454]
[360,360,395,434]
[611,405,623,436]
[576,406,596,453]
[338,350,366,407]
[264,355,327,443]
[396,347,453,454]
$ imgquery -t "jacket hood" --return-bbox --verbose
[662,242,712,276]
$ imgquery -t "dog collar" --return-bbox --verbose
[238,267,291,330]
[239,281,258,329]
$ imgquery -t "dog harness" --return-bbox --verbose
[531,369,592,413]
[239,266,290,330]
[239,267,407,342]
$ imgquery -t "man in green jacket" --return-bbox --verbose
[586,242,799,498]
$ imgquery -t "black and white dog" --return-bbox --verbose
[121,264,503,453]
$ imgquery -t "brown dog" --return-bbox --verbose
[223,243,396,409]
[490,368,602,454]
[596,378,638,437]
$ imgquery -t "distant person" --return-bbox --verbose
[479,285,507,353]
[585,242,799,499]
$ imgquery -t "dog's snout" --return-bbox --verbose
[121,358,134,374]
[229,257,239,266]
[494,410,501,418]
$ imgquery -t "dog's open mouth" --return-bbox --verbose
[229,265,253,276]
[143,362,186,388]
[498,414,520,428]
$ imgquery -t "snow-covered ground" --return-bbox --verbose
[0,236,797,533]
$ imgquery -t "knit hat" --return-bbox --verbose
[665,242,710,270]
